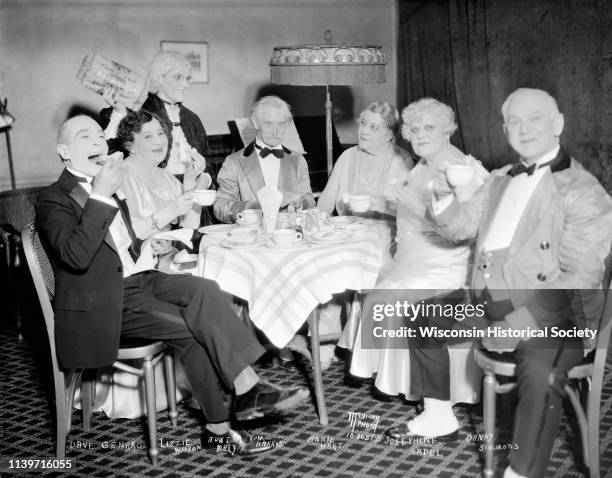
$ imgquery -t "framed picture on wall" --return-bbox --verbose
[160,41,209,83]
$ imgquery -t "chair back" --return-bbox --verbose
[21,223,62,384]
[590,281,612,382]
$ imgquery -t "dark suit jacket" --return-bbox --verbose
[36,169,139,370]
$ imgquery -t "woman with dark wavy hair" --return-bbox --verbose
[117,109,199,241]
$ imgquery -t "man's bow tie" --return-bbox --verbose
[256,144,284,158]
[508,159,554,177]
[508,163,536,177]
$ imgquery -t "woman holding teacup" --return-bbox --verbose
[349,98,488,438]
[317,101,414,216]
[117,110,202,243]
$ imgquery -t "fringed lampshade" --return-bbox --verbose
[270,39,386,176]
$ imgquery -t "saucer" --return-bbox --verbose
[199,224,236,235]
[236,218,261,227]
[230,227,262,236]
[265,238,304,250]
[307,231,351,245]
[221,236,266,249]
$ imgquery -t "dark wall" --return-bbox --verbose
[398,0,612,191]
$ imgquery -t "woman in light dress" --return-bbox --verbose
[349,98,488,435]
[317,101,414,217]
[313,102,413,369]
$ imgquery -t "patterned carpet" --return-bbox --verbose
[1,316,611,478]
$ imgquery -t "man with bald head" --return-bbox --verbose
[36,115,309,457]
[383,88,612,477]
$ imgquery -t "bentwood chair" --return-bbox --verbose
[474,283,612,478]
[22,223,178,466]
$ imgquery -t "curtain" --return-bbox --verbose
[398,0,612,191]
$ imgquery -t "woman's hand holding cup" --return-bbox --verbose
[173,193,195,216]
[433,166,454,200]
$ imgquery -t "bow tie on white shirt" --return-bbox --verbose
[255,143,285,158]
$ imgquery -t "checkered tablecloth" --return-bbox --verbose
[198,223,387,348]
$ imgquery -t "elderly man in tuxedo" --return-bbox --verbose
[213,95,315,223]
[36,115,309,456]
[382,88,612,478]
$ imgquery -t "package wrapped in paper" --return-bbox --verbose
[257,186,283,233]
[76,53,149,111]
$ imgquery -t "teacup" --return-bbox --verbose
[236,209,262,225]
[191,189,216,206]
[348,195,371,213]
[445,164,474,187]
[272,228,302,247]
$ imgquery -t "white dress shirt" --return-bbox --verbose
[164,103,193,175]
[481,145,560,251]
[67,167,138,277]
[432,145,560,251]
[256,139,281,188]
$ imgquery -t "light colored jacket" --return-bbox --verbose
[430,148,612,342]
[213,141,315,223]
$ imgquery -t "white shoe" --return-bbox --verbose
[407,399,459,438]
[503,466,526,478]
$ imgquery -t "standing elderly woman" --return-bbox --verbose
[101,51,213,214]
[349,97,488,439]
[317,101,413,216]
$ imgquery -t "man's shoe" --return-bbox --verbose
[383,423,460,442]
[234,381,310,421]
[277,357,297,370]
[201,428,276,456]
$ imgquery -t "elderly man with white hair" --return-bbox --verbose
[382,88,612,478]
[213,95,315,223]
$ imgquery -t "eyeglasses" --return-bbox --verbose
[166,73,192,83]
[358,118,386,132]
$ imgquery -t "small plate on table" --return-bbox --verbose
[198,224,236,235]
[306,231,351,245]
[221,236,266,249]
[236,218,261,227]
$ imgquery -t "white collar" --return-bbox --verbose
[522,145,560,167]
[66,166,93,184]
[255,138,283,151]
